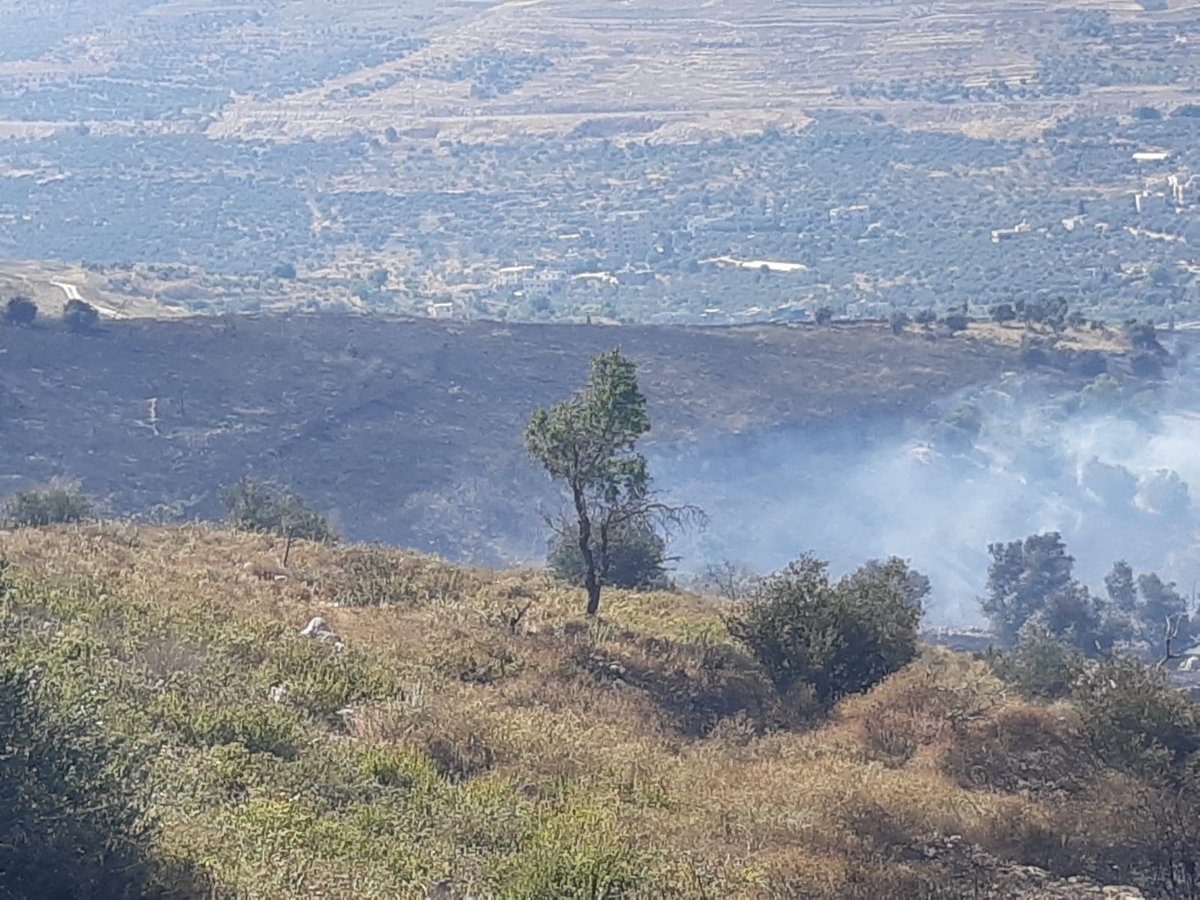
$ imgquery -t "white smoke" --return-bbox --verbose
[655,345,1200,626]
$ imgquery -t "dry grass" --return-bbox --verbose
[965,321,1128,354]
[0,524,1174,897]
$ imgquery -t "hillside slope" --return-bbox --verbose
[0,317,1032,560]
[0,525,1179,898]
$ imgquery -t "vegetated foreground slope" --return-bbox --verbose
[0,316,1025,559]
[0,525,1180,899]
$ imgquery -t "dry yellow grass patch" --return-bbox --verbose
[965,321,1128,354]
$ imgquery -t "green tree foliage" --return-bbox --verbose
[725,555,925,708]
[2,296,36,326]
[985,533,1076,636]
[63,298,100,332]
[1126,320,1164,354]
[548,516,670,590]
[1077,656,1200,772]
[4,483,94,527]
[990,302,1017,323]
[218,476,336,543]
[889,310,910,335]
[813,306,833,326]
[990,621,1086,700]
[985,534,1194,659]
[524,350,699,615]
[1073,658,1200,894]
[941,312,969,334]
[0,662,158,899]
[983,532,1109,653]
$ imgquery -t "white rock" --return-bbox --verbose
[300,616,344,648]
[300,616,330,637]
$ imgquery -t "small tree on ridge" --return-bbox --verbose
[524,349,701,615]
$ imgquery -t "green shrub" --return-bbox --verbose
[941,312,969,333]
[0,662,158,899]
[218,476,336,542]
[989,622,1086,699]
[264,638,406,719]
[1070,656,1200,894]
[1075,656,1200,772]
[726,555,924,708]
[494,805,644,899]
[547,518,670,591]
[4,483,94,527]
[152,692,303,759]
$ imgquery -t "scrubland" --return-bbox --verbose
[0,525,1191,898]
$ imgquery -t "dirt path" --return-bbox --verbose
[51,280,129,319]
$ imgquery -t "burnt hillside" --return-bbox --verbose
[0,315,1026,560]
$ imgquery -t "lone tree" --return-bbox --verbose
[218,476,337,548]
[524,349,700,615]
[3,296,36,326]
[63,298,99,332]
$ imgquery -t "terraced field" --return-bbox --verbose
[199,0,1200,141]
[0,0,1195,324]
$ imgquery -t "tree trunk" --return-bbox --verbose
[573,483,602,616]
[585,575,602,616]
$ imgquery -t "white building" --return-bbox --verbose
[991,221,1031,242]
[1167,174,1190,208]
[523,268,566,299]
[495,265,533,289]
[602,211,652,263]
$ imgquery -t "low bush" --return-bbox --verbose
[492,805,646,899]
[1068,657,1200,894]
[989,622,1086,699]
[331,546,473,607]
[218,476,336,543]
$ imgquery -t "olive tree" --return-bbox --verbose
[524,349,700,615]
